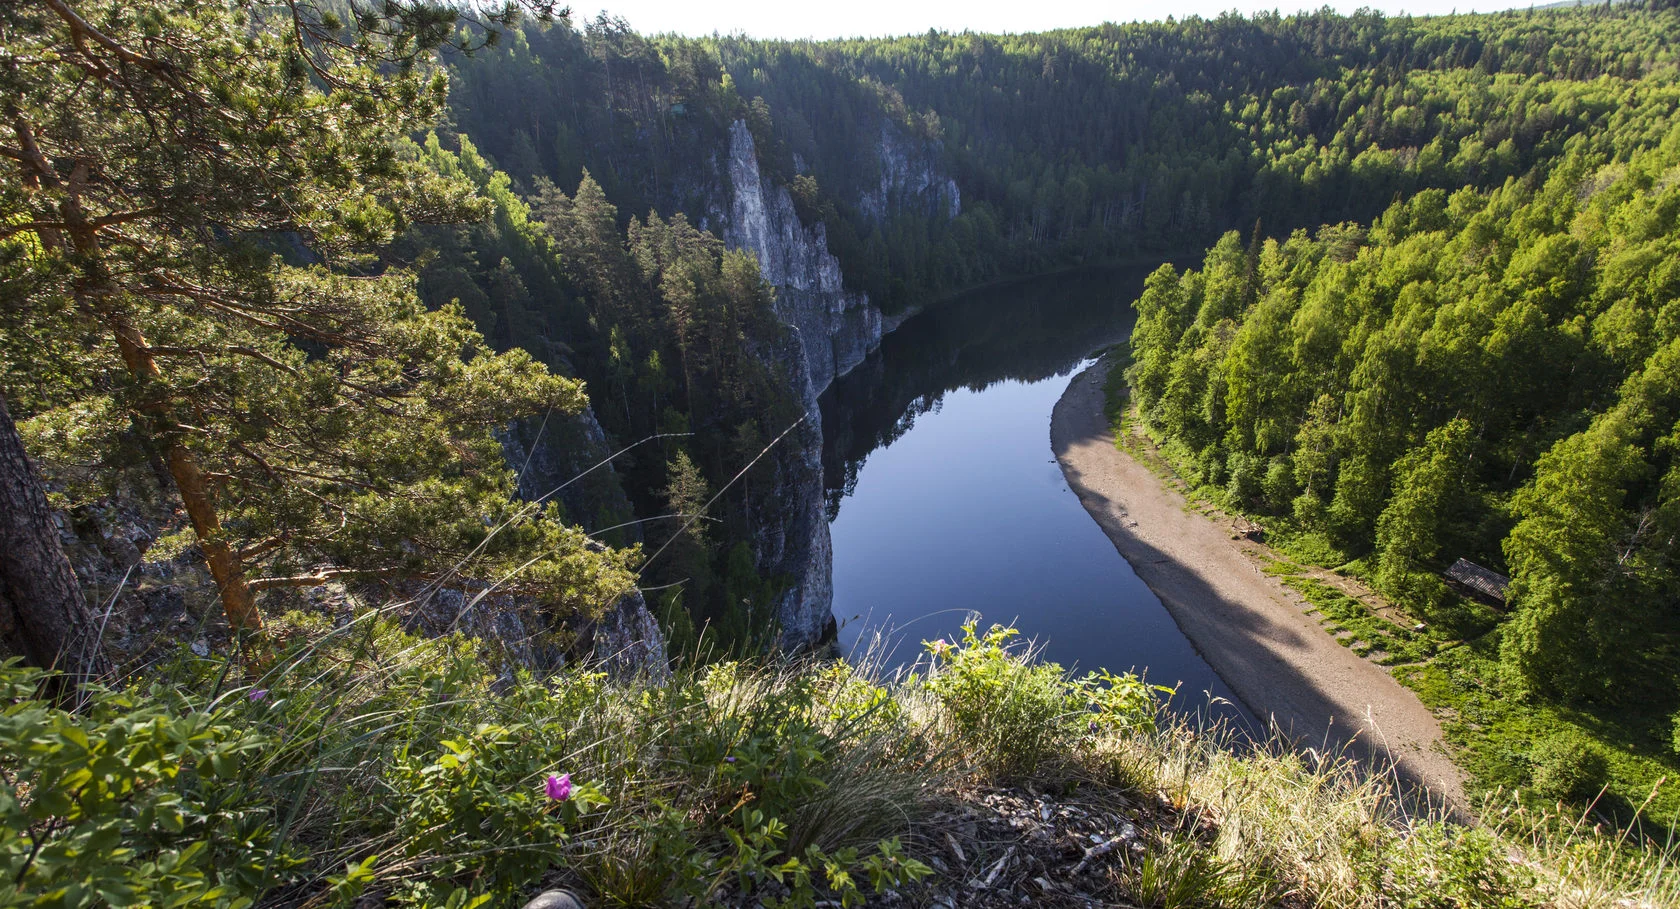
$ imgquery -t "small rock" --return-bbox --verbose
[190,639,209,656]
[521,891,584,909]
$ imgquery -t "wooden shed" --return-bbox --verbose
[1444,558,1510,607]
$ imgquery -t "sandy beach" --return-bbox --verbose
[1052,360,1467,810]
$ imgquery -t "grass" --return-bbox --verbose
[6,607,1680,907]
[1099,356,1680,835]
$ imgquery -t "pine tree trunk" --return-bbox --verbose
[106,316,263,634]
[13,74,262,639]
[0,388,107,681]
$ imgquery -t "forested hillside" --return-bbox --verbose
[392,136,803,651]
[396,1,1680,666]
[445,2,1680,307]
[10,0,1680,708]
[1129,138,1680,698]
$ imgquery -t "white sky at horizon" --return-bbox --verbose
[571,0,1547,41]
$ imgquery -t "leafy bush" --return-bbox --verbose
[1381,823,1532,909]
[1261,456,1298,513]
[4,617,1673,909]
[924,622,1165,779]
[385,722,609,906]
[0,661,281,909]
[1527,733,1609,804]
[1225,451,1265,508]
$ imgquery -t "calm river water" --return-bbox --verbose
[820,267,1242,717]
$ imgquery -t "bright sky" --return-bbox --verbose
[574,0,1535,41]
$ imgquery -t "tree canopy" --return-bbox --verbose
[0,0,636,643]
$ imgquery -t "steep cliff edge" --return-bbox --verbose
[705,118,966,650]
[499,406,669,677]
[722,121,884,400]
[859,122,961,224]
[707,121,859,648]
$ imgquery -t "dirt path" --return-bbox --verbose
[1051,361,1467,811]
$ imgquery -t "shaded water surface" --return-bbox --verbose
[821,268,1240,715]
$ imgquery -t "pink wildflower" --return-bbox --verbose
[545,773,573,802]
[249,689,269,702]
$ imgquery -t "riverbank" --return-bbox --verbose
[1050,360,1468,810]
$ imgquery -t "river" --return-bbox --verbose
[820,267,1242,718]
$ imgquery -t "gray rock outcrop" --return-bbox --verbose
[859,122,962,223]
[723,121,884,396]
[715,121,881,648]
[587,589,671,683]
[708,119,962,650]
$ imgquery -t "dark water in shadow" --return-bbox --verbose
[821,267,1241,718]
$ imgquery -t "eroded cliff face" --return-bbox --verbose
[700,119,960,650]
[498,405,668,677]
[706,121,864,648]
[859,122,961,223]
[723,121,884,397]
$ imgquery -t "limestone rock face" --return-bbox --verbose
[498,404,667,677]
[859,121,962,223]
[700,119,961,650]
[723,121,884,396]
[716,121,881,649]
[409,581,565,677]
[589,589,671,683]
[499,405,638,544]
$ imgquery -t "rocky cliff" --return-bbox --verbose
[702,121,858,648]
[700,118,965,650]
[658,116,967,648]
[722,121,884,397]
[859,122,962,223]
[499,405,668,676]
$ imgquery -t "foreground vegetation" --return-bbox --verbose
[5,619,1677,908]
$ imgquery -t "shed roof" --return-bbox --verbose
[1445,558,1510,604]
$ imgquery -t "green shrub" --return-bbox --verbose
[0,661,282,909]
[1126,835,1273,909]
[1527,733,1609,804]
[1225,451,1264,508]
[925,623,1164,779]
[1262,456,1298,513]
[1196,445,1226,488]
[1381,823,1532,909]
[385,722,609,907]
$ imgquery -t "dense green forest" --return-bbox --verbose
[445,1,1680,307]
[11,0,1678,753]
[1129,136,1680,699]
[1125,128,1680,801]
[391,136,802,650]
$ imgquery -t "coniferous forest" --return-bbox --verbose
[5,1,1680,905]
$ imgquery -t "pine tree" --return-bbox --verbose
[1,0,632,640]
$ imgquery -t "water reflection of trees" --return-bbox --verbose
[820,266,1148,518]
